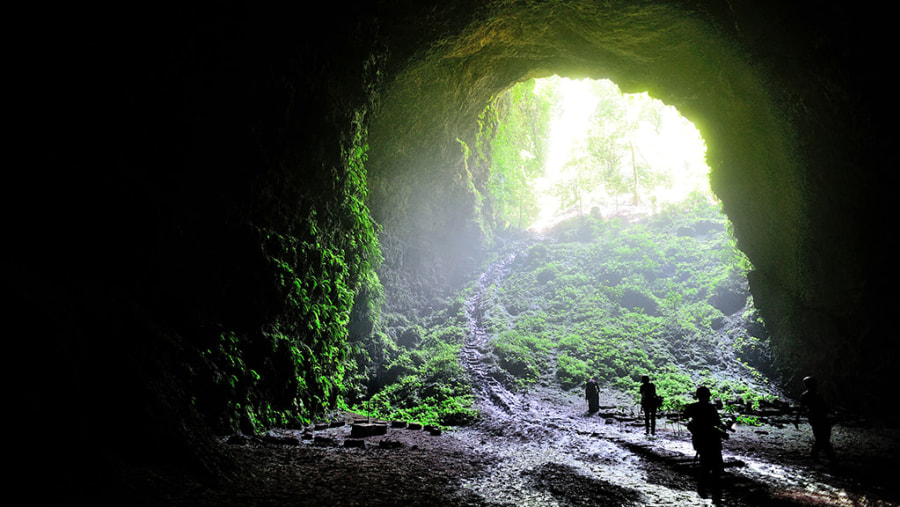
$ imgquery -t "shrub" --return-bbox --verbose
[536,263,559,284]
[556,352,589,389]
[493,330,552,383]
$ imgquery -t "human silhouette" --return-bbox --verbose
[794,376,836,461]
[639,375,658,435]
[684,386,729,479]
[585,378,599,413]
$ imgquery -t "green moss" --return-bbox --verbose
[494,330,553,384]
[352,311,478,427]
[473,197,776,405]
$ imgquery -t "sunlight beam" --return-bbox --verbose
[527,77,710,231]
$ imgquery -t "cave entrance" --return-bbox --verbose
[468,75,776,408]
[487,75,713,232]
[365,1,801,416]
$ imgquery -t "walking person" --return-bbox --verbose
[684,386,729,480]
[639,375,658,435]
[794,376,836,462]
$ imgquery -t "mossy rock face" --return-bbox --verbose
[710,288,747,316]
[397,326,422,348]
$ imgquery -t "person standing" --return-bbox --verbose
[684,386,729,479]
[639,375,658,435]
[585,378,600,413]
[794,376,836,461]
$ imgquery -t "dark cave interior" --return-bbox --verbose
[7,0,894,497]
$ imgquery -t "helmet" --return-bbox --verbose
[803,376,817,389]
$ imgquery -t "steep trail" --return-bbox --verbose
[461,249,524,419]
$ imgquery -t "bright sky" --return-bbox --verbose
[529,77,710,230]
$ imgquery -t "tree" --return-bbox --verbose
[574,82,670,210]
[485,79,556,228]
[571,80,632,210]
[553,155,595,215]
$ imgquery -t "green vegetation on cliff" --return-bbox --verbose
[480,195,774,408]
[352,299,478,427]
[359,195,777,425]
[197,107,385,433]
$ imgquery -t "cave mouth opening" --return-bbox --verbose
[367,0,800,308]
[469,77,775,406]
[363,2,801,421]
[361,62,778,426]
[489,75,715,232]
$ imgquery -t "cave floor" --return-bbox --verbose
[107,387,898,506]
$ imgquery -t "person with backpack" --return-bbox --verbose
[684,386,730,479]
[639,375,659,435]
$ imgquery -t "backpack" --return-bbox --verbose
[641,382,659,408]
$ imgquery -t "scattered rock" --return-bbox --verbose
[226,434,249,445]
[261,434,299,446]
[313,435,335,446]
[351,422,388,438]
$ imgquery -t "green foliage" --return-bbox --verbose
[555,79,634,212]
[353,293,478,427]
[482,77,711,228]
[198,328,312,432]
[493,330,553,384]
[735,414,762,426]
[481,79,556,229]
[476,197,777,405]
[196,104,385,433]
[358,191,778,430]
[556,352,589,389]
[649,368,696,408]
[356,339,477,427]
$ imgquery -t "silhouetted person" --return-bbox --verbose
[684,386,729,479]
[794,376,836,461]
[585,378,599,413]
[639,375,658,435]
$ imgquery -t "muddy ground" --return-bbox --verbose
[99,385,898,506]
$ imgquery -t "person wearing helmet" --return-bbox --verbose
[794,376,836,461]
[684,385,729,479]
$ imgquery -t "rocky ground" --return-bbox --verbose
[96,385,898,506]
